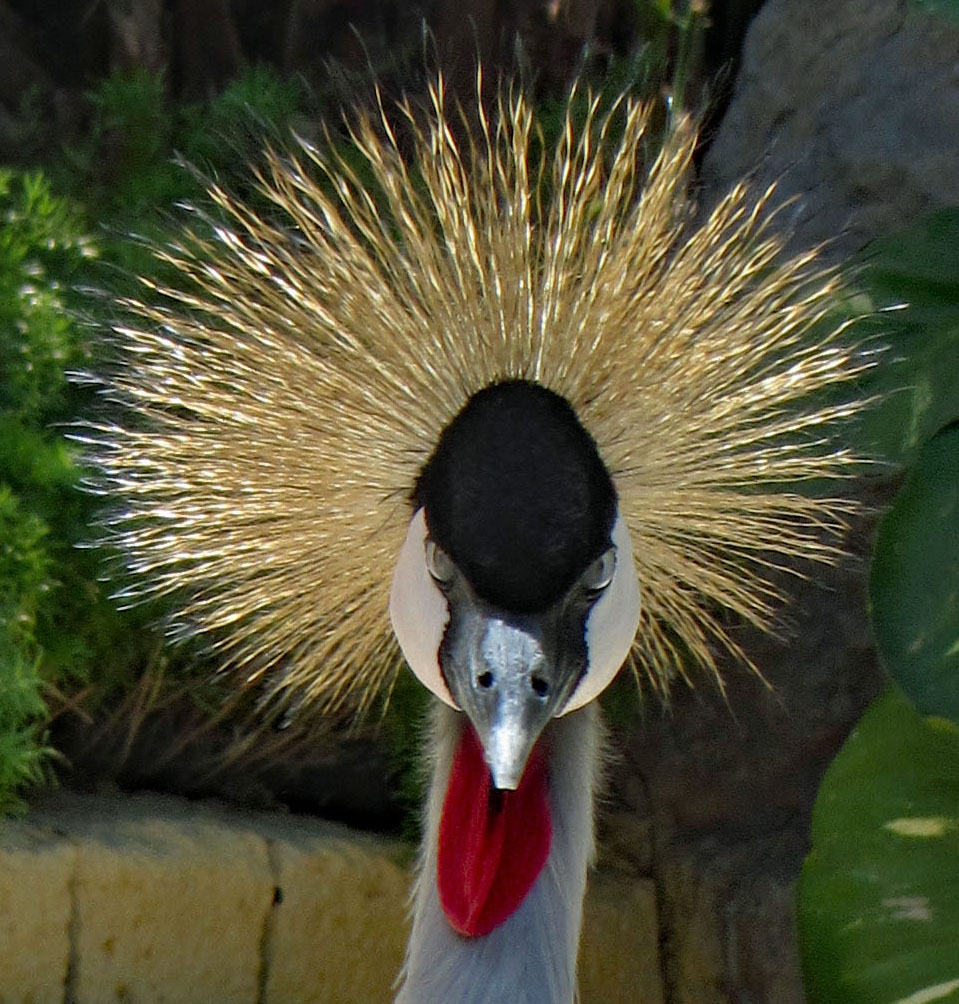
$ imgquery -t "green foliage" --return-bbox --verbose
[0,170,95,421]
[379,666,432,842]
[178,64,304,170]
[870,425,959,722]
[0,639,52,816]
[533,0,707,185]
[83,68,174,218]
[0,169,148,811]
[909,0,959,23]
[0,171,94,640]
[47,65,308,295]
[0,477,54,815]
[56,65,304,226]
[0,171,89,810]
[800,688,959,1004]
[0,67,337,812]
[0,486,51,643]
[801,208,959,1000]
[847,208,959,467]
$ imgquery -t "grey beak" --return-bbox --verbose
[485,709,537,790]
[445,616,576,790]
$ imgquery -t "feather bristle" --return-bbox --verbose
[91,76,872,717]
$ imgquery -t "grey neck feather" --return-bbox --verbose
[395,701,603,1004]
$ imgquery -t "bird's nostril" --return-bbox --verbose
[530,675,549,697]
[477,670,495,689]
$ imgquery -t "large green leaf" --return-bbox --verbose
[910,0,959,24]
[800,688,959,1004]
[848,208,959,466]
[870,424,959,723]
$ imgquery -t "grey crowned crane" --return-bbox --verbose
[92,76,869,1003]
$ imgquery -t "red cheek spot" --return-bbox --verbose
[437,721,552,938]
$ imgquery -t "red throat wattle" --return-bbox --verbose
[437,722,552,938]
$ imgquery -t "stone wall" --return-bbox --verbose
[621,3,959,998]
[701,0,959,260]
[0,790,665,1003]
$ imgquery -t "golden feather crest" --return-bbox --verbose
[93,76,871,717]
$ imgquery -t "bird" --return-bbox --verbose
[89,73,870,1003]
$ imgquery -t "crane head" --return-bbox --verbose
[91,78,870,746]
[390,380,641,789]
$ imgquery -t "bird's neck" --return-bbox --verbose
[396,701,603,1004]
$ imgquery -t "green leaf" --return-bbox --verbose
[870,424,959,723]
[0,621,52,815]
[0,485,51,647]
[849,208,959,466]
[910,0,959,24]
[867,209,959,311]
[800,688,959,1004]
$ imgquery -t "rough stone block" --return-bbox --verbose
[580,873,665,1004]
[264,818,410,1004]
[702,0,959,260]
[6,792,672,1003]
[61,793,273,1004]
[0,821,75,1004]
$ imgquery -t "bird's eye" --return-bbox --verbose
[425,540,455,585]
[583,548,615,596]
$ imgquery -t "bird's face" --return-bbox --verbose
[390,381,641,790]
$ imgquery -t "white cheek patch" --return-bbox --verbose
[561,514,641,714]
[389,508,458,708]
